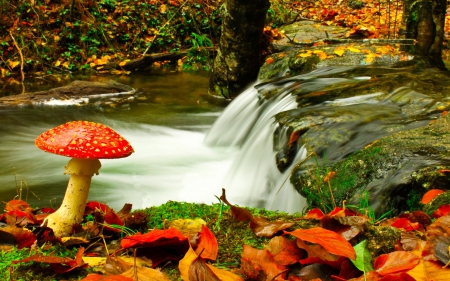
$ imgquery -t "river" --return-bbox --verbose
[0,72,236,211]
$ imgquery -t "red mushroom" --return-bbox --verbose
[35,120,134,237]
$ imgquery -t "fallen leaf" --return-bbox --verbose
[304,208,325,219]
[12,247,88,273]
[374,251,420,276]
[421,189,445,204]
[250,217,294,237]
[220,188,253,222]
[351,240,373,272]
[194,224,218,261]
[4,199,29,211]
[432,204,450,218]
[241,245,288,281]
[265,236,304,265]
[287,227,356,260]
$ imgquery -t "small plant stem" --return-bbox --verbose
[327,180,336,208]
[9,31,25,83]
[142,0,189,56]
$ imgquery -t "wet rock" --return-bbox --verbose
[0,80,134,106]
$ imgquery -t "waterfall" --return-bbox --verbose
[205,81,310,214]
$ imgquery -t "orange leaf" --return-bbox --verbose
[265,236,304,265]
[241,245,288,281]
[288,130,302,146]
[304,208,325,219]
[287,227,356,260]
[374,251,420,276]
[421,189,445,204]
[323,171,336,183]
[194,225,218,261]
[407,259,450,281]
[4,199,29,211]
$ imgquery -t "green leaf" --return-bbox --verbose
[351,240,373,273]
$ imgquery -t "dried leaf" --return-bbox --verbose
[220,188,253,222]
[12,247,88,273]
[4,199,29,211]
[421,189,445,204]
[432,204,450,218]
[194,225,218,261]
[304,208,325,220]
[287,227,356,260]
[241,245,288,281]
[265,236,304,266]
[250,217,294,237]
[374,251,420,276]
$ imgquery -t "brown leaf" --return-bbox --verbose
[12,247,88,273]
[265,236,304,266]
[220,188,253,222]
[250,217,294,237]
[287,227,356,260]
[1,225,36,249]
[241,245,288,281]
[188,255,221,281]
[304,208,325,220]
[122,267,171,281]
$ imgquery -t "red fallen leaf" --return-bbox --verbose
[120,228,189,267]
[121,227,188,249]
[12,247,88,273]
[241,245,288,281]
[39,207,56,214]
[327,207,357,217]
[437,169,450,173]
[81,274,133,281]
[421,189,445,204]
[1,225,37,249]
[5,199,29,211]
[4,209,38,226]
[379,272,416,281]
[442,110,448,117]
[250,217,294,237]
[194,224,218,261]
[265,236,304,266]
[374,251,420,276]
[85,201,123,226]
[304,208,325,219]
[389,218,420,232]
[336,259,362,280]
[432,204,450,218]
[288,130,302,145]
[287,227,356,260]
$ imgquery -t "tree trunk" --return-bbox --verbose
[209,0,270,99]
[403,0,447,70]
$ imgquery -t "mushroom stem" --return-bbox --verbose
[44,158,101,237]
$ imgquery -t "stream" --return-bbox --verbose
[1,66,448,214]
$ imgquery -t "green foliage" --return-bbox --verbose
[351,240,373,277]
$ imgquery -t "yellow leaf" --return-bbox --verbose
[365,53,376,63]
[347,46,361,53]
[53,35,60,42]
[334,46,346,56]
[160,4,167,13]
[317,52,328,60]
[298,52,312,58]
[89,62,96,68]
[54,61,61,67]
[7,60,20,69]
[119,60,127,66]
[1,67,9,77]
[62,61,70,69]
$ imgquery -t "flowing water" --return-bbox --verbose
[0,67,447,214]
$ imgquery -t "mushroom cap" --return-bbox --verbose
[35,121,134,159]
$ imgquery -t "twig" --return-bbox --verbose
[142,0,190,56]
[9,31,25,83]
